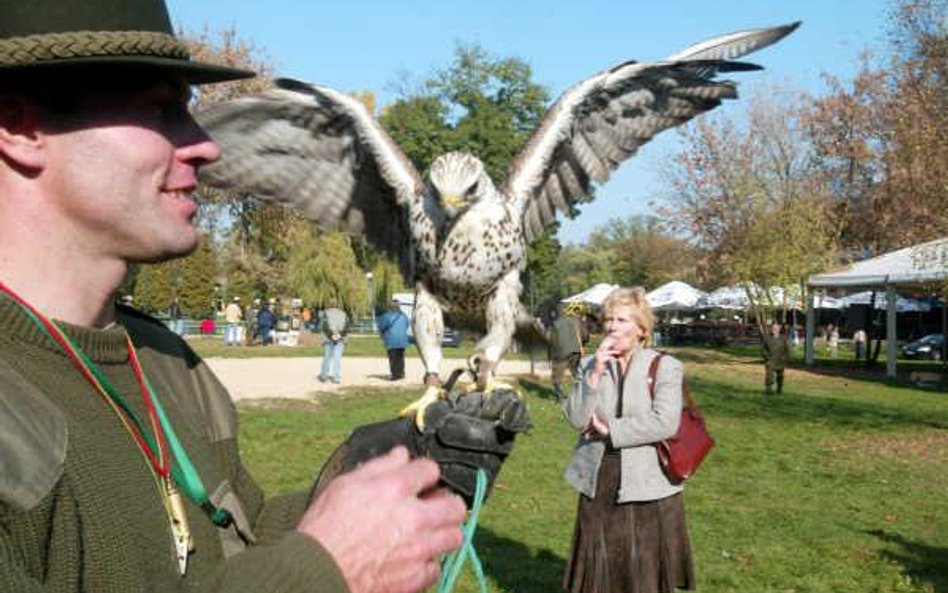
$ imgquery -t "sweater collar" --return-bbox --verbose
[0,296,130,364]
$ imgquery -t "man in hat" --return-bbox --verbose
[761,321,791,395]
[377,298,411,380]
[548,302,588,401]
[0,2,466,592]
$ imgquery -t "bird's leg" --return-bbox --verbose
[474,271,520,395]
[398,285,446,430]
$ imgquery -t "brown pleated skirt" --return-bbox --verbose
[563,450,696,593]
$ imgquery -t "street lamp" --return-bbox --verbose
[366,271,376,332]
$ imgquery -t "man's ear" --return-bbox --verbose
[0,96,47,171]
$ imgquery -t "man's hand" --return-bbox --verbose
[299,447,466,593]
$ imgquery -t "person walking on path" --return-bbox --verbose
[319,298,349,383]
[0,1,467,591]
[549,303,588,401]
[377,298,411,380]
[761,321,791,394]
[224,296,243,346]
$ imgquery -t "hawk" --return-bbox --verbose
[197,22,799,417]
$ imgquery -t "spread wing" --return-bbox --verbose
[196,78,425,277]
[503,22,801,242]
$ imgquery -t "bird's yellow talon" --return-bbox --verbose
[398,384,443,431]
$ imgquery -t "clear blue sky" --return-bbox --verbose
[169,0,894,245]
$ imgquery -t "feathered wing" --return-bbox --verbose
[503,22,801,242]
[196,78,425,279]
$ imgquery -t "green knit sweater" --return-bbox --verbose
[0,298,349,593]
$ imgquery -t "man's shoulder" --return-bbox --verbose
[116,303,171,332]
[0,358,67,511]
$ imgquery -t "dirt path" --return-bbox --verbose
[206,356,551,401]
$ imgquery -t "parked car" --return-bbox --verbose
[901,333,945,360]
[441,327,462,348]
[409,327,462,348]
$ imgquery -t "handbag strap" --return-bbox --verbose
[647,352,696,409]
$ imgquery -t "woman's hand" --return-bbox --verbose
[587,335,621,388]
[581,410,609,439]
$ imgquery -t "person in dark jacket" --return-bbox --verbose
[761,321,791,394]
[549,302,589,401]
[257,300,278,345]
[377,298,411,380]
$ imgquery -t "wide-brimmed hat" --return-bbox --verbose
[0,0,254,84]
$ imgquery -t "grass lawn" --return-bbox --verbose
[235,346,948,593]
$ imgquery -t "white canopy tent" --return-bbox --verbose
[696,285,750,310]
[562,283,620,307]
[806,237,948,377]
[647,281,706,311]
[837,291,934,312]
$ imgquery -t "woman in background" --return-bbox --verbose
[563,287,695,593]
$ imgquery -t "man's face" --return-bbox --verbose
[39,76,220,263]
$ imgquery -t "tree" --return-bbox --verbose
[175,235,219,316]
[660,90,838,330]
[803,0,947,253]
[557,243,616,298]
[589,215,700,290]
[286,227,367,314]
[132,262,174,313]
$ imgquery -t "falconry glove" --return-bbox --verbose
[311,381,531,507]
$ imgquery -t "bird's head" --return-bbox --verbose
[428,152,490,217]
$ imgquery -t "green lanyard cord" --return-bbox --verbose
[438,469,490,593]
[3,289,232,527]
[140,368,232,527]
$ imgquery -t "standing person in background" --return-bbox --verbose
[0,1,467,591]
[563,287,695,593]
[549,302,588,402]
[319,298,349,384]
[168,297,185,336]
[257,300,278,346]
[761,321,791,395]
[827,324,840,358]
[224,296,243,346]
[377,298,411,381]
[853,327,867,360]
[245,297,260,345]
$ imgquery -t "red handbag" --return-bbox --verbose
[647,354,715,483]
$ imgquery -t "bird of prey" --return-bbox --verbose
[197,22,799,418]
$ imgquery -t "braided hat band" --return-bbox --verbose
[0,31,190,66]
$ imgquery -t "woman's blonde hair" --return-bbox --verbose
[601,286,656,347]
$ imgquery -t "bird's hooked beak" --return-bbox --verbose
[441,193,463,209]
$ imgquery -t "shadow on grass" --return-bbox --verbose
[516,377,558,401]
[691,374,948,430]
[475,526,566,593]
[866,529,948,592]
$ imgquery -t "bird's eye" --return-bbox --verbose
[467,182,479,196]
